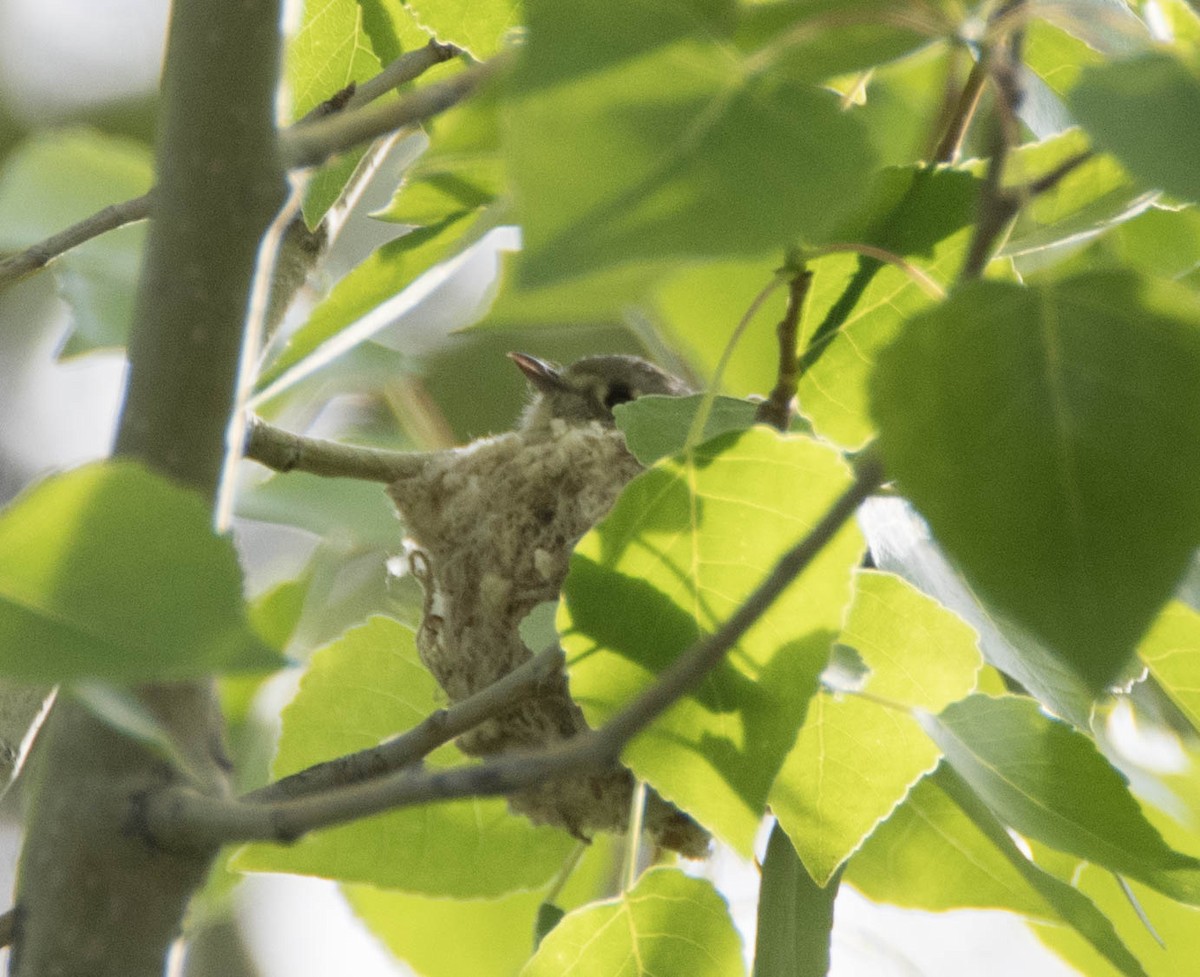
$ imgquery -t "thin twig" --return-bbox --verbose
[806,243,945,299]
[345,40,461,111]
[282,55,504,170]
[244,414,423,482]
[755,267,812,432]
[959,2,1030,281]
[139,451,885,849]
[933,54,988,164]
[0,191,154,288]
[246,645,565,803]
[0,41,467,290]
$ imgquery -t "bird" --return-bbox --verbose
[386,352,710,857]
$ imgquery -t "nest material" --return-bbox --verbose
[388,420,709,857]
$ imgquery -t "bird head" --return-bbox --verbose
[509,352,691,434]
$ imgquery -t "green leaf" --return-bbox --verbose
[651,257,791,399]
[0,462,279,682]
[770,570,981,883]
[846,772,1060,916]
[234,616,575,895]
[734,0,941,84]
[508,0,878,288]
[286,0,430,224]
[871,271,1200,693]
[1139,601,1200,734]
[613,394,759,465]
[796,165,978,448]
[374,89,504,225]
[287,0,382,225]
[1023,18,1107,97]
[247,570,313,652]
[851,766,1148,977]
[347,834,619,977]
[236,468,401,547]
[477,251,672,329]
[561,428,863,854]
[933,763,1151,977]
[922,694,1200,905]
[753,821,839,977]
[0,129,152,355]
[857,496,1097,729]
[521,868,746,977]
[1070,52,1200,205]
[996,129,1155,269]
[1033,863,1200,977]
[403,0,519,59]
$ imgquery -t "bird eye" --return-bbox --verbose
[603,383,634,410]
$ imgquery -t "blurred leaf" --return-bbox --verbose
[613,394,760,465]
[1024,18,1107,96]
[521,868,746,977]
[234,616,575,895]
[0,128,152,354]
[922,694,1200,904]
[478,252,672,329]
[256,207,496,397]
[404,0,519,58]
[375,90,504,225]
[652,257,790,398]
[842,42,959,168]
[507,0,878,290]
[997,129,1156,268]
[1105,204,1200,280]
[247,570,313,652]
[561,429,863,854]
[237,468,400,547]
[0,462,279,682]
[347,835,618,977]
[753,821,839,977]
[734,0,946,84]
[771,570,981,883]
[1070,52,1200,205]
[1140,601,1200,734]
[871,271,1200,693]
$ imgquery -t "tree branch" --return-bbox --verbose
[755,266,811,432]
[246,645,565,803]
[13,0,286,971]
[959,2,1030,281]
[0,192,154,288]
[933,54,988,164]
[139,451,885,849]
[244,414,423,482]
[281,55,505,170]
[0,40,466,291]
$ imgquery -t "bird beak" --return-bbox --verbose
[508,352,566,393]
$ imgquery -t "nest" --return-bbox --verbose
[388,421,709,858]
